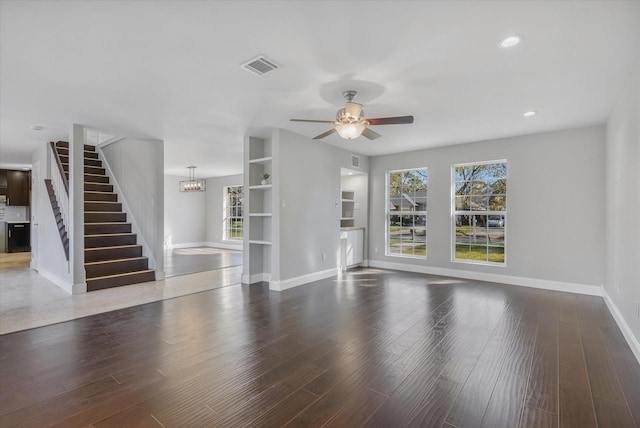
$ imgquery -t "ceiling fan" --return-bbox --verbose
[290,90,414,140]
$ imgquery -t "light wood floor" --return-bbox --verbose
[0,252,31,271]
[0,269,638,427]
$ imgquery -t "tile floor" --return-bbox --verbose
[0,251,243,335]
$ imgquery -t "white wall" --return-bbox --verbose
[163,175,206,248]
[605,63,640,349]
[369,125,606,293]
[205,174,243,250]
[101,138,164,275]
[30,144,72,291]
[277,129,369,282]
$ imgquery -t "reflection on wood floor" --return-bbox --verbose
[163,246,242,277]
[1,268,638,427]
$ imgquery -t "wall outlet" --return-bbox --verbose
[322,253,326,262]
[374,246,379,253]
[636,301,640,318]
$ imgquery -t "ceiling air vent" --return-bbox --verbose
[240,55,281,76]
[351,155,360,169]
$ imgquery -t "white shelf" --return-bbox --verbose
[248,156,273,165]
[249,240,272,245]
[249,213,272,217]
[341,217,354,221]
[341,199,354,202]
[249,184,272,190]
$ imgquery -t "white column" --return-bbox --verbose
[154,141,165,280]
[70,124,86,293]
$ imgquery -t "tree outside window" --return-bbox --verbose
[386,168,427,257]
[453,161,507,264]
[224,186,243,240]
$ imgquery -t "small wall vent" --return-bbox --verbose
[240,55,281,76]
[351,155,360,169]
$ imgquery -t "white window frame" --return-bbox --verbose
[223,185,243,241]
[385,167,428,259]
[451,160,507,266]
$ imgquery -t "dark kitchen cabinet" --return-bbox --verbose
[6,170,30,206]
[8,223,30,253]
[0,170,6,195]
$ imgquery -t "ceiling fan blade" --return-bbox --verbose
[313,128,337,140]
[362,127,381,140]
[290,119,335,124]
[366,115,414,126]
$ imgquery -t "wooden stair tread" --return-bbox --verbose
[85,191,117,194]
[85,211,125,214]
[85,244,139,251]
[85,233,135,237]
[85,256,146,266]
[86,269,154,281]
[85,222,130,225]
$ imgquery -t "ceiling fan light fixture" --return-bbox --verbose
[336,123,365,140]
[344,102,363,120]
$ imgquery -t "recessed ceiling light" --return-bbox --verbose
[30,125,43,131]
[499,35,522,48]
[523,110,537,117]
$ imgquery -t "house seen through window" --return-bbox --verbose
[386,168,427,258]
[224,185,243,241]
[453,160,507,264]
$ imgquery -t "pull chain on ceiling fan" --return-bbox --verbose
[290,90,414,140]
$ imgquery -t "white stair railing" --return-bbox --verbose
[49,142,69,238]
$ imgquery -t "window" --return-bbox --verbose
[224,186,243,240]
[386,168,427,257]
[453,160,507,264]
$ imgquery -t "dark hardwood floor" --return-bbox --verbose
[1,269,638,427]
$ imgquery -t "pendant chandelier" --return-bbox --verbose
[179,166,206,192]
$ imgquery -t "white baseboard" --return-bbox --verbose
[167,242,242,251]
[269,268,338,292]
[368,260,602,296]
[602,288,640,364]
[203,241,243,251]
[72,282,87,294]
[242,272,270,284]
[155,270,165,281]
[38,268,74,295]
[167,242,209,249]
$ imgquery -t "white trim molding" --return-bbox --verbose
[37,268,74,294]
[368,260,602,296]
[72,282,87,295]
[269,268,338,292]
[166,242,242,251]
[167,242,210,249]
[204,241,243,251]
[602,288,640,364]
[242,272,270,285]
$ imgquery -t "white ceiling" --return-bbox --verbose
[1,1,639,177]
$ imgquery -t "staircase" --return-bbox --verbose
[44,179,69,260]
[54,141,155,291]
